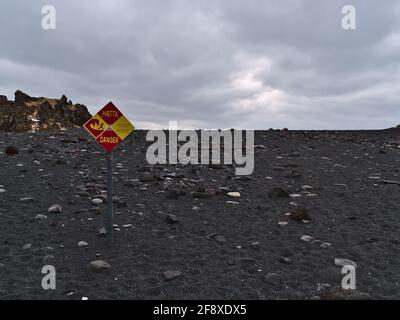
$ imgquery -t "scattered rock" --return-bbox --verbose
[78,241,89,248]
[22,243,32,250]
[35,214,48,221]
[163,271,183,281]
[91,198,103,205]
[165,214,179,224]
[320,242,332,248]
[250,241,260,249]
[227,192,241,198]
[97,228,107,237]
[289,208,311,222]
[279,257,292,264]
[226,201,239,205]
[379,180,400,186]
[88,260,112,273]
[48,204,62,213]
[5,146,19,156]
[300,235,314,242]
[215,235,226,243]
[20,197,35,203]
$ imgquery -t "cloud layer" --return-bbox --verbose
[1,0,399,129]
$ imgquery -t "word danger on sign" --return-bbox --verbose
[84,102,135,152]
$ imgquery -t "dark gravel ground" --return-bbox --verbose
[0,128,400,300]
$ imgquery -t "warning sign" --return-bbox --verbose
[83,114,107,139]
[83,102,135,153]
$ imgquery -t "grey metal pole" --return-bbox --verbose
[106,151,114,242]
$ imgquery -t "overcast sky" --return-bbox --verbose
[1,0,400,129]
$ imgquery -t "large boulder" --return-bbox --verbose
[0,90,92,132]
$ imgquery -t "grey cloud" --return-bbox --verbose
[0,0,399,129]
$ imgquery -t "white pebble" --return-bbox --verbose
[300,235,314,242]
[92,198,103,205]
[78,241,89,248]
[227,192,241,198]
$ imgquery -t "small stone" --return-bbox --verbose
[279,257,292,264]
[88,260,112,273]
[226,201,239,205]
[122,224,132,228]
[78,241,89,248]
[380,180,400,186]
[97,228,107,237]
[250,241,260,248]
[306,193,318,198]
[289,208,310,222]
[300,235,314,242]
[289,194,302,198]
[22,243,32,250]
[5,146,19,156]
[48,204,62,213]
[268,187,290,199]
[20,197,35,203]
[320,242,332,248]
[163,271,182,281]
[92,198,103,205]
[165,214,179,224]
[35,214,48,221]
[192,206,200,211]
[0,189,5,194]
[317,283,331,292]
[227,192,241,198]
[215,235,226,243]
[278,221,289,227]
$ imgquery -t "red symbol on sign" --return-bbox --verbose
[83,117,106,138]
[96,129,121,153]
[98,102,122,125]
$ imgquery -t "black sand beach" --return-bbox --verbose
[0,128,399,300]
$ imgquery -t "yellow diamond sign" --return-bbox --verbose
[112,115,135,140]
[83,102,135,153]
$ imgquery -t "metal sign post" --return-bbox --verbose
[83,101,135,243]
[106,151,114,241]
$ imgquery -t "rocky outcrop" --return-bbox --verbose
[0,90,92,132]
